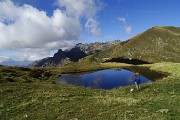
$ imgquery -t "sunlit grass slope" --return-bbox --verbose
[82,26,180,63]
[0,63,180,119]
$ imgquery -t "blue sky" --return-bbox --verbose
[0,0,180,63]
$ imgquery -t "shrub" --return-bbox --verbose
[43,72,52,77]
[29,69,44,78]
[17,67,30,71]
[1,69,14,73]
[6,78,15,82]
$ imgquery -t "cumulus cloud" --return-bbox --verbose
[125,26,132,34]
[14,49,57,61]
[57,0,102,18]
[0,56,10,63]
[118,17,126,24]
[0,49,57,63]
[0,0,103,50]
[118,16,132,34]
[0,0,81,50]
[0,0,103,62]
[57,0,103,36]
[85,18,102,37]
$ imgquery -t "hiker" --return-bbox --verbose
[134,73,141,91]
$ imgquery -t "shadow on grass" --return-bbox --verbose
[104,57,152,65]
[122,66,169,81]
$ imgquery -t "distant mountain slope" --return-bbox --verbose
[74,40,121,55]
[0,60,31,67]
[29,40,121,67]
[83,26,180,63]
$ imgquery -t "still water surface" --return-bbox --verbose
[55,69,152,89]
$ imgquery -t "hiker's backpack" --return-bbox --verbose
[134,75,140,84]
[134,75,137,81]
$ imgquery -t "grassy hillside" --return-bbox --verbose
[82,26,180,63]
[0,26,180,119]
[0,65,58,83]
[0,63,180,119]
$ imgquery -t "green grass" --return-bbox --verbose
[0,63,180,119]
[82,26,180,63]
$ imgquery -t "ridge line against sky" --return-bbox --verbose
[0,0,180,64]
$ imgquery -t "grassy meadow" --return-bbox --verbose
[0,62,180,120]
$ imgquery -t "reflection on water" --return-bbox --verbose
[55,69,152,89]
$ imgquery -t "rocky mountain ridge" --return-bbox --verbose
[29,40,121,67]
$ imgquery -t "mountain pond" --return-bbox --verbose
[55,69,155,89]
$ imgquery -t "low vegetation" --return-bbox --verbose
[0,62,180,119]
[0,66,56,83]
[82,26,180,63]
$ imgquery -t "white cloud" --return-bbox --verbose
[0,0,81,50]
[118,16,132,34]
[125,26,132,34]
[0,49,57,63]
[57,0,103,36]
[0,0,103,50]
[57,0,103,19]
[0,0,103,62]
[14,49,56,61]
[85,18,101,37]
[0,56,10,63]
[118,17,126,24]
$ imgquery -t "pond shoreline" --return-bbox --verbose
[56,64,168,82]
[55,69,154,89]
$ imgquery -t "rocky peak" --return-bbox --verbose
[29,40,121,67]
